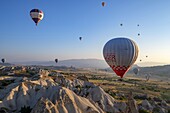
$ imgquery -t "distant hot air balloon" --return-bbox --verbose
[138,33,140,36]
[1,58,5,63]
[133,68,139,75]
[145,73,151,81]
[79,37,82,41]
[102,2,106,7]
[146,55,148,58]
[30,9,44,26]
[55,59,58,63]
[103,37,139,78]
[140,59,142,62]
[120,23,123,26]
[137,24,140,26]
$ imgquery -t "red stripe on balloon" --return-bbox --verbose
[112,66,129,78]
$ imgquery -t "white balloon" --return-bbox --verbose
[103,37,139,78]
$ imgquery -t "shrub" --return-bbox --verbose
[85,85,91,89]
[85,92,89,97]
[152,107,160,113]
[75,85,81,89]
[19,106,32,113]
[141,87,145,90]
[168,109,170,113]
[139,109,150,113]
[35,88,40,92]
[119,96,127,100]
[0,107,10,113]
[1,80,15,86]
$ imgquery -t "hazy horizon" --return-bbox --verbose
[4,58,168,67]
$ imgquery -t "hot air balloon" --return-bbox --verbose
[140,59,142,62]
[146,55,148,58]
[30,9,44,26]
[103,37,139,78]
[120,23,123,26]
[133,68,139,75]
[102,2,106,7]
[145,73,151,81]
[1,58,5,63]
[138,33,140,36]
[79,37,82,41]
[137,24,140,26]
[55,59,58,63]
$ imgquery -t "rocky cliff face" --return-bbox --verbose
[0,71,118,113]
[0,70,169,113]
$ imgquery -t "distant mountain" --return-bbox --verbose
[13,59,109,69]
[137,62,167,67]
[13,59,169,69]
[129,65,170,78]
[0,63,13,66]
[140,65,170,77]
[7,59,170,78]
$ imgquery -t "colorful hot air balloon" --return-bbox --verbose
[1,58,5,63]
[102,2,106,7]
[133,68,139,75]
[55,59,58,63]
[103,37,139,78]
[30,9,44,26]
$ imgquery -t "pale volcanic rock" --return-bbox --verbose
[0,76,106,113]
[141,100,153,111]
[114,102,127,112]
[127,91,139,113]
[87,86,117,112]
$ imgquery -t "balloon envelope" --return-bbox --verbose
[103,37,139,78]
[1,58,5,63]
[102,2,105,7]
[30,9,44,25]
[55,59,58,63]
[133,68,139,75]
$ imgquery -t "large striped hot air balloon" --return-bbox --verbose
[103,37,139,78]
[30,9,44,26]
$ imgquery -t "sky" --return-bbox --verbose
[1,0,170,65]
